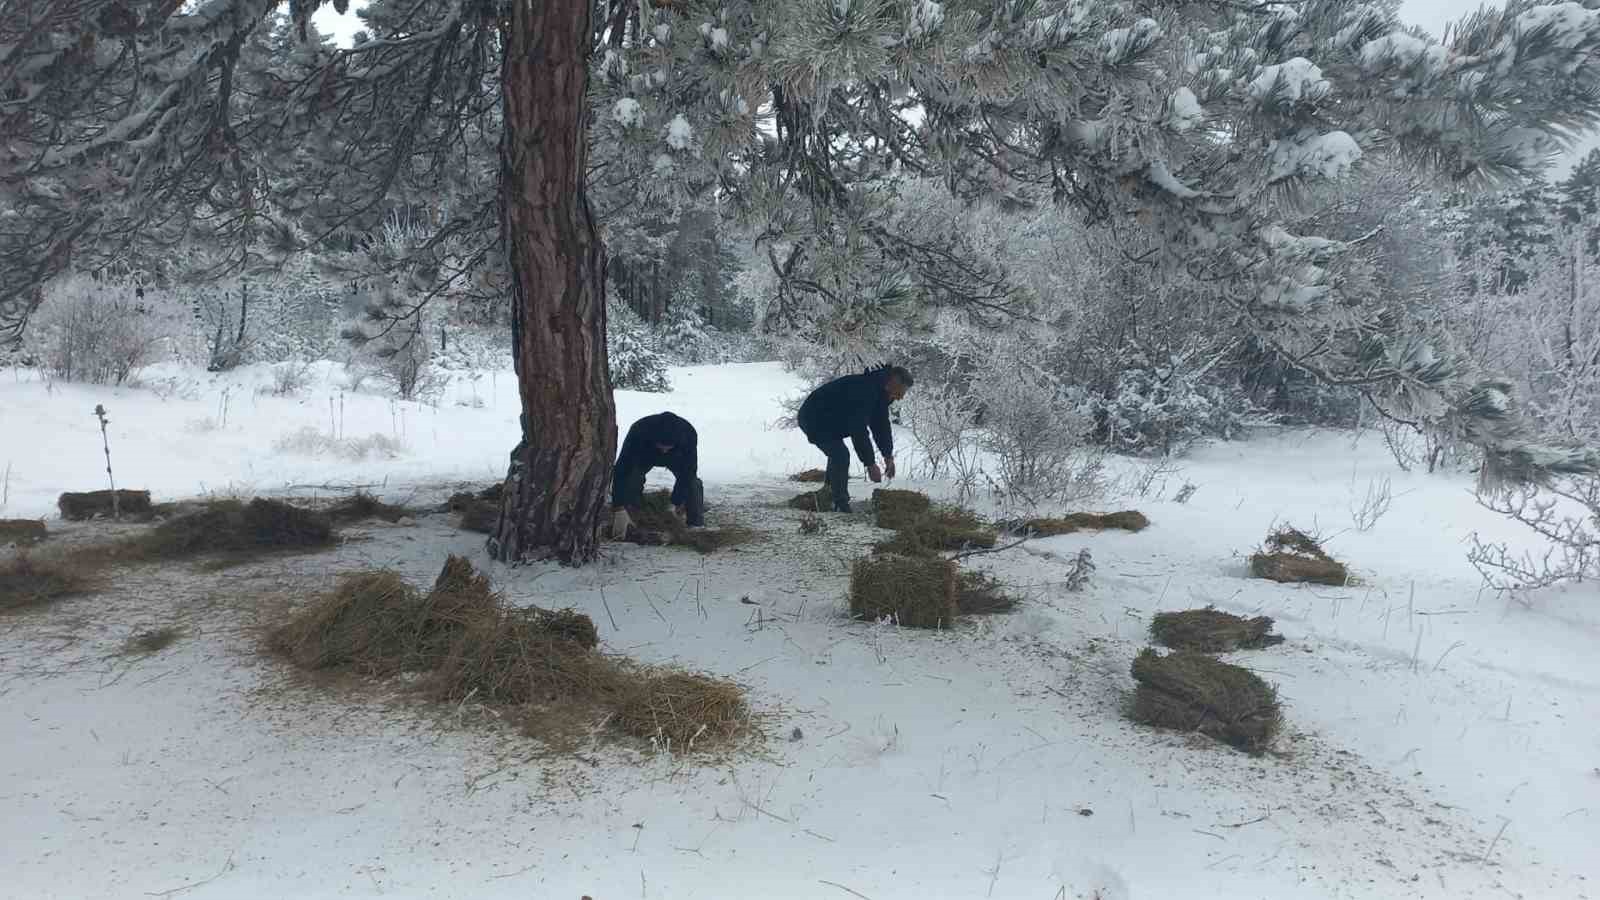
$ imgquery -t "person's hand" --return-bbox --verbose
[884,457,896,480]
[610,507,632,539]
[867,463,883,483]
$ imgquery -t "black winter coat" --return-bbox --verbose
[796,370,894,467]
[612,412,699,507]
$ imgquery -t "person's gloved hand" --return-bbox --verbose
[867,463,883,483]
[884,457,896,480]
[610,507,632,539]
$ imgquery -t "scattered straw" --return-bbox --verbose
[1129,648,1281,753]
[789,469,827,483]
[1150,608,1283,652]
[121,626,183,656]
[0,552,101,613]
[1007,511,1150,536]
[613,671,750,750]
[956,569,1018,615]
[1248,526,1349,585]
[849,554,958,628]
[873,489,932,530]
[0,519,48,546]
[627,489,754,554]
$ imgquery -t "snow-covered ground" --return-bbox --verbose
[2,361,1596,899]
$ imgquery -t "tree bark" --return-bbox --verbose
[489,0,616,565]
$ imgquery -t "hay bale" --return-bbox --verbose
[786,486,833,511]
[1248,526,1348,585]
[57,489,153,520]
[956,570,1017,615]
[1128,648,1281,753]
[131,498,333,561]
[1150,608,1283,652]
[613,671,749,749]
[0,519,48,546]
[849,554,958,628]
[872,488,932,530]
[873,505,996,556]
[0,552,100,613]
[789,469,827,483]
[1008,511,1150,535]
[327,492,410,523]
[456,500,499,534]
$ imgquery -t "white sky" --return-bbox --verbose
[310,0,1596,178]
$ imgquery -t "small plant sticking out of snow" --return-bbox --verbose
[1349,474,1393,532]
[272,426,405,461]
[1064,548,1095,593]
[798,511,827,535]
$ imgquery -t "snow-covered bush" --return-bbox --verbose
[29,274,182,385]
[1094,361,1244,456]
[967,350,1101,507]
[1469,476,1600,595]
[608,299,670,392]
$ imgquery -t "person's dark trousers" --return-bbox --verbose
[808,436,853,513]
[673,476,706,527]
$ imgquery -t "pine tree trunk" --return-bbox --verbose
[488,0,615,565]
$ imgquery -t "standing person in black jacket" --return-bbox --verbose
[611,411,704,537]
[796,364,914,513]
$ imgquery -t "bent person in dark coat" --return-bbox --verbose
[611,411,704,536]
[796,364,913,513]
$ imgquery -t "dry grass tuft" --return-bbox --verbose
[873,504,996,556]
[326,492,411,524]
[57,489,154,521]
[0,519,48,546]
[1129,648,1281,753]
[873,488,932,530]
[789,468,827,483]
[1248,526,1349,586]
[850,554,958,628]
[121,626,183,656]
[269,555,746,753]
[1150,608,1283,652]
[0,552,102,613]
[956,570,1018,615]
[1007,511,1150,536]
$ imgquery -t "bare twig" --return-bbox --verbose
[819,880,877,900]
[144,852,235,897]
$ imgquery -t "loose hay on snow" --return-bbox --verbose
[786,485,834,511]
[613,671,749,750]
[269,555,745,753]
[872,488,932,530]
[1150,608,1283,652]
[627,489,753,554]
[873,504,996,556]
[121,626,183,656]
[326,492,411,524]
[1129,648,1281,753]
[123,498,335,564]
[850,554,958,628]
[1007,511,1150,535]
[0,519,48,546]
[58,489,154,521]
[956,569,1018,615]
[1248,526,1349,585]
[447,484,503,534]
[789,469,827,483]
[0,552,101,613]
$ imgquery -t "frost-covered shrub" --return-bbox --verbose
[1094,362,1245,456]
[29,275,182,384]
[608,300,670,392]
[659,299,716,364]
[968,352,1101,506]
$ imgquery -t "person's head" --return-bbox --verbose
[876,364,913,402]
